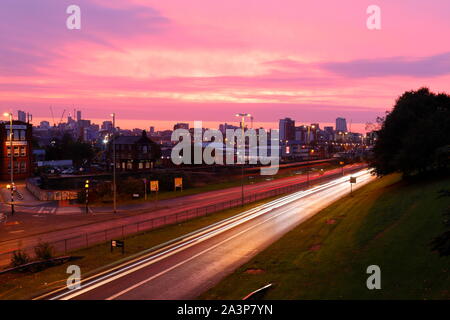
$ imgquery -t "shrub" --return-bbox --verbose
[11,250,30,267]
[34,242,54,261]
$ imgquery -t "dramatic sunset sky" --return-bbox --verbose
[1,0,450,132]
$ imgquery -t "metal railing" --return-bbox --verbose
[0,164,368,268]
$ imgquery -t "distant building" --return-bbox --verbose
[294,126,307,143]
[77,119,91,128]
[173,123,189,131]
[0,120,33,180]
[279,118,295,141]
[101,121,113,131]
[109,131,161,171]
[149,126,155,134]
[219,123,239,134]
[336,117,347,132]
[40,121,50,129]
[17,110,27,122]
[76,110,82,122]
[324,126,335,140]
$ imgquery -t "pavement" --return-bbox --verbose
[38,168,376,300]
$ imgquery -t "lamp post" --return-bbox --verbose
[111,113,117,213]
[4,112,14,216]
[235,113,251,207]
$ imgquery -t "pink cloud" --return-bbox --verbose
[1,0,450,131]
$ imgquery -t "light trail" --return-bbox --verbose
[41,169,373,300]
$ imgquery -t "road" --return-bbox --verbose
[40,168,375,300]
[0,164,363,267]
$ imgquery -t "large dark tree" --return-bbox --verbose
[45,133,95,167]
[370,88,450,177]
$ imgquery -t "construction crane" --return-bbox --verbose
[59,109,66,125]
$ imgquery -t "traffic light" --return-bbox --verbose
[85,180,89,214]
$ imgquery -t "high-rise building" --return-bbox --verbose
[295,126,307,143]
[76,110,82,122]
[149,126,155,134]
[336,117,348,132]
[17,110,26,122]
[324,126,334,140]
[101,121,113,131]
[279,118,295,141]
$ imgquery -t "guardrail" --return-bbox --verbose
[0,164,368,268]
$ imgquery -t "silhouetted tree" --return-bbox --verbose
[45,133,95,166]
[370,88,450,177]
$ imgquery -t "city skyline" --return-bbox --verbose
[2,1,450,129]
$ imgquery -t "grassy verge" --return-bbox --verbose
[0,195,281,300]
[200,174,450,300]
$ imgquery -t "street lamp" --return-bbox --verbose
[4,112,14,216]
[111,113,117,213]
[235,113,251,206]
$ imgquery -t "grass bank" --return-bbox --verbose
[201,174,450,300]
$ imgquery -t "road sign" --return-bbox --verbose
[174,177,183,191]
[350,177,357,184]
[150,180,159,192]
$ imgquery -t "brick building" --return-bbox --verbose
[109,131,161,171]
[0,120,33,180]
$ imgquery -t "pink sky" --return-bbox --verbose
[1,0,450,132]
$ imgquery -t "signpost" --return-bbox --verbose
[150,180,159,208]
[143,178,147,200]
[111,239,125,254]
